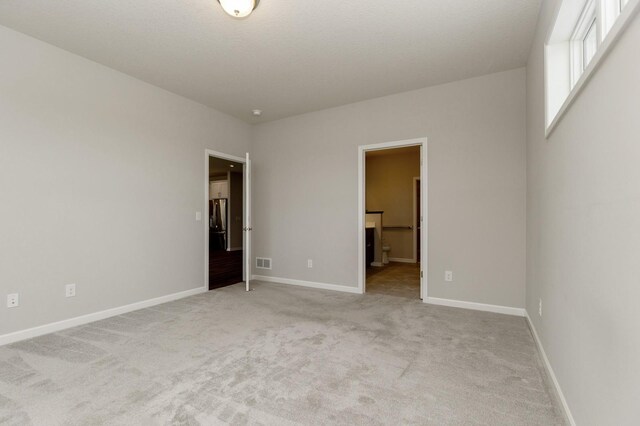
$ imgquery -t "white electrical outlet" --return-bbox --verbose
[538,298,542,317]
[445,271,453,282]
[65,284,76,298]
[307,259,313,268]
[7,293,19,308]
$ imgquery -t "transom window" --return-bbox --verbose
[544,0,639,135]
[582,20,597,70]
[570,0,597,86]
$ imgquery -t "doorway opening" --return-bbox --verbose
[358,138,427,300]
[205,150,252,292]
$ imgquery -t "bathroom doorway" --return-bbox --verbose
[358,138,427,300]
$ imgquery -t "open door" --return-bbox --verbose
[244,152,252,291]
[419,144,425,300]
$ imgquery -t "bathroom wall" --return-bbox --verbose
[366,147,421,261]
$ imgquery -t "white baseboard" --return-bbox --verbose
[370,262,383,267]
[525,312,576,426]
[227,247,243,252]
[388,257,416,264]
[0,287,206,347]
[252,275,362,294]
[425,296,526,317]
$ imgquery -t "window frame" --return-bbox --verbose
[569,0,597,87]
[544,0,640,137]
[582,19,597,69]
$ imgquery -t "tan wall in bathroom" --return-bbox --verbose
[366,148,420,261]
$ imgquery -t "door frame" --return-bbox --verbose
[204,149,247,292]
[413,176,420,264]
[357,137,428,300]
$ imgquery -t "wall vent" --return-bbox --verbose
[256,257,272,270]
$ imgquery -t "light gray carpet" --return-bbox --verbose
[0,282,565,425]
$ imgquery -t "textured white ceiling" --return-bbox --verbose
[0,0,541,123]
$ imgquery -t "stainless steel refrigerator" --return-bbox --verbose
[210,198,227,250]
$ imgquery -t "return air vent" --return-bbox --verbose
[256,257,272,270]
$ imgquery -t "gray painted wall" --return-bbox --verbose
[526,3,640,425]
[251,68,527,309]
[0,26,251,336]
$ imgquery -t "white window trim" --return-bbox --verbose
[582,19,597,67]
[602,0,621,35]
[569,0,597,87]
[545,0,640,138]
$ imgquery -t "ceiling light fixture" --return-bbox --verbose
[217,0,260,18]
[252,109,262,117]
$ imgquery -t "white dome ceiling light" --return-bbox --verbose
[217,0,260,19]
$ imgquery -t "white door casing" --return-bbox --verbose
[357,138,427,299]
[204,149,248,291]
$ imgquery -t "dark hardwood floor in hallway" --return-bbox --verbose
[209,249,243,290]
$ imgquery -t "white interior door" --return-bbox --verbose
[244,152,252,292]
[419,144,426,300]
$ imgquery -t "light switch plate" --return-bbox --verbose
[195,211,202,221]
